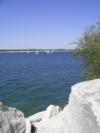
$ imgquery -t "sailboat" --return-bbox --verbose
[35,50,39,55]
[26,51,30,54]
[46,50,49,54]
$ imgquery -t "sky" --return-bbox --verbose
[0,0,99,49]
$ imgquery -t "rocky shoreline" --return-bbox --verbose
[1,79,100,133]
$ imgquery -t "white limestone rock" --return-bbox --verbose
[26,105,62,133]
[0,102,26,133]
[43,105,62,121]
[25,119,31,133]
[26,111,45,133]
[63,79,100,133]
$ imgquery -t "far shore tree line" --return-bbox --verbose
[75,21,100,80]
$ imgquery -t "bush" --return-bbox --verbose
[75,22,100,79]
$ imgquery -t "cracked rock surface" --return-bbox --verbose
[0,102,26,133]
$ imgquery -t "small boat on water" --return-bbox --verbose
[35,50,39,55]
[46,50,50,54]
[26,51,30,54]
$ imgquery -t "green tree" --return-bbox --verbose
[75,22,100,79]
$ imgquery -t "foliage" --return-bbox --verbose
[75,22,100,79]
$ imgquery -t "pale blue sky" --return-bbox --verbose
[0,0,99,49]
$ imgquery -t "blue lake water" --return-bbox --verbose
[0,52,85,117]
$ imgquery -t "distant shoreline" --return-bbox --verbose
[0,49,74,53]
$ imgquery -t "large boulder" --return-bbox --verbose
[63,79,100,133]
[0,102,26,133]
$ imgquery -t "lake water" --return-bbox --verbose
[0,52,85,117]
